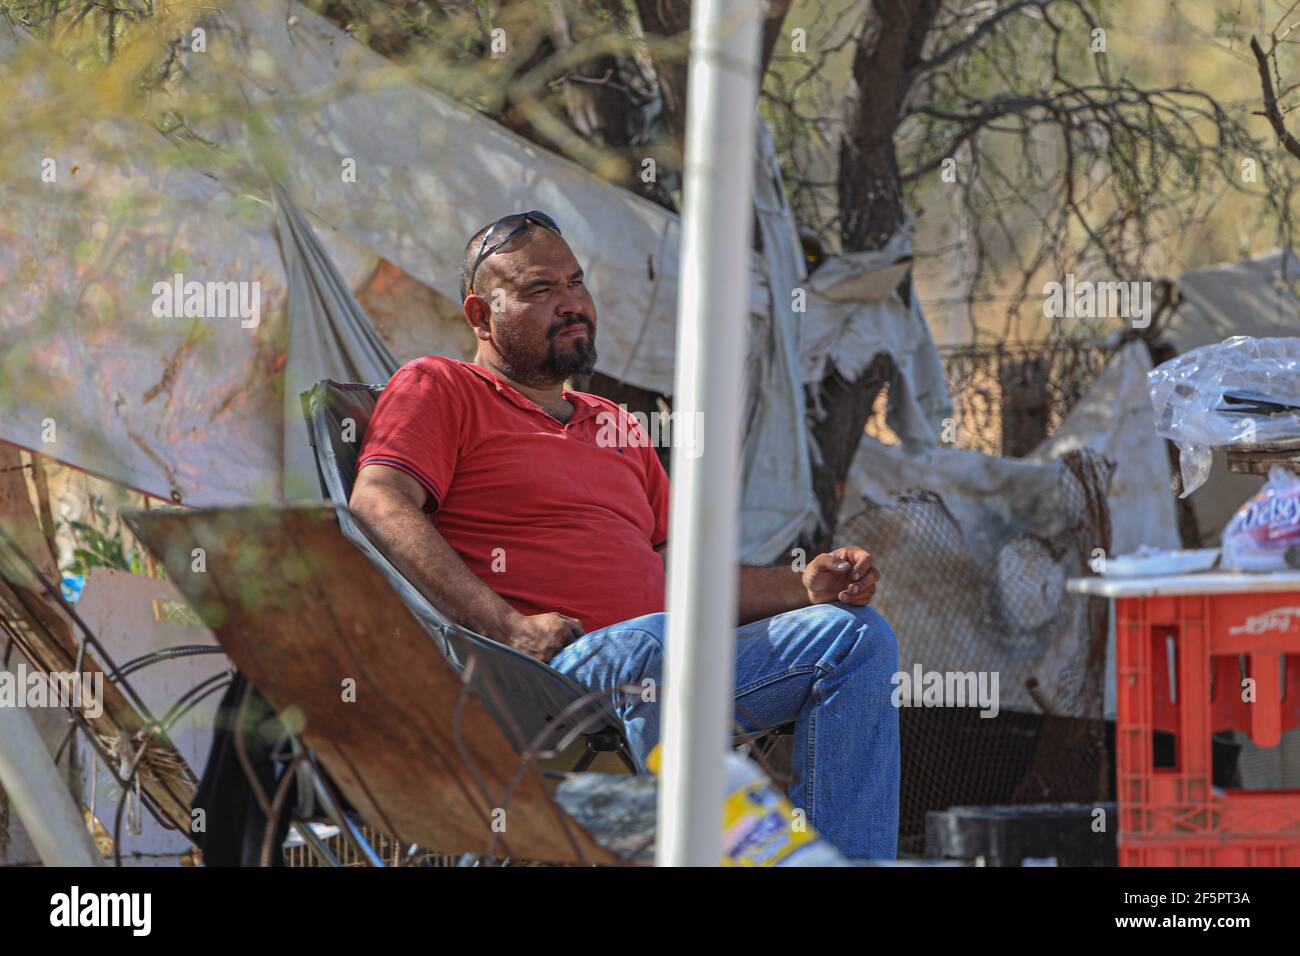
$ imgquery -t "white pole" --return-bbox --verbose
[0,700,104,866]
[656,0,761,867]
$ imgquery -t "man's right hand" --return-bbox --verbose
[503,611,584,663]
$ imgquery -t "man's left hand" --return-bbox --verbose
[802,546,880,607]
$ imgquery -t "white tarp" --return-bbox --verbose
[0,34,280,502]
[1029,340,1181,721]
[839,438,1112,718]
[0,16,375,504]
[273,180,399,497]
[798,229,952,448]
[743,121,820,557]
[1166,250,1300,352]
[1028,340,1180,557]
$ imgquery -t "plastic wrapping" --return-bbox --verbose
[1221,466,1300,571]
[1148,336,1300,496]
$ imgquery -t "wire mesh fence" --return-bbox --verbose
[854,341,1117,856]
[839,451,1115,856]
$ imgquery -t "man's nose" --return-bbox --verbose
[557,287,592,321]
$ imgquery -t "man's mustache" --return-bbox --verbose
[548,316,595,340]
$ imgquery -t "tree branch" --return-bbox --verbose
[1250,34,1300,161]
[908,0,1041,83]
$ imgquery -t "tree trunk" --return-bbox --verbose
[809,1,941,549]
[806,354,894,550]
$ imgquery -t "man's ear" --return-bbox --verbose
[464,294,492,340]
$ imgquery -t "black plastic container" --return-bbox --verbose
[924,802,1119,866]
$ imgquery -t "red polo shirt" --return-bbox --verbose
[357,356,669,633]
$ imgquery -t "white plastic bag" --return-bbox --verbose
[1221,466,1300,571]
[1148,336,1300,496]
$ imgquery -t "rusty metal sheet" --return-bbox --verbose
[125,503,612,864]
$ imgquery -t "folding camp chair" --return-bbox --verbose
[301,380,639,774]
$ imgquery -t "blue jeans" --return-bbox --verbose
[548,601,900,860]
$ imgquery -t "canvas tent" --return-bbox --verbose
[0,0,950,562]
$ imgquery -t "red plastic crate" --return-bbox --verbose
[1115,591,1300,867]
[1119,838,1300,867]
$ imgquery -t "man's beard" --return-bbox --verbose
[499,317,597,385]
[544,320,597,379]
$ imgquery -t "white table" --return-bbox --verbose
[1067,569,1300,599]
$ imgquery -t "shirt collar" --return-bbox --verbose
[457,360,603,425]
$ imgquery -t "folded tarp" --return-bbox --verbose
[273,181,398,498]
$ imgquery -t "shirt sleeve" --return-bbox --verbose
[642,447,670,552]
[357,362,463,512]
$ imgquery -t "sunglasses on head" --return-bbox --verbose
[466,210,562,295]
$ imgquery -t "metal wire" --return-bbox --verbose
[106,645,225,683]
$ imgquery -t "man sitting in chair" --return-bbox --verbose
[349,211,899,860]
